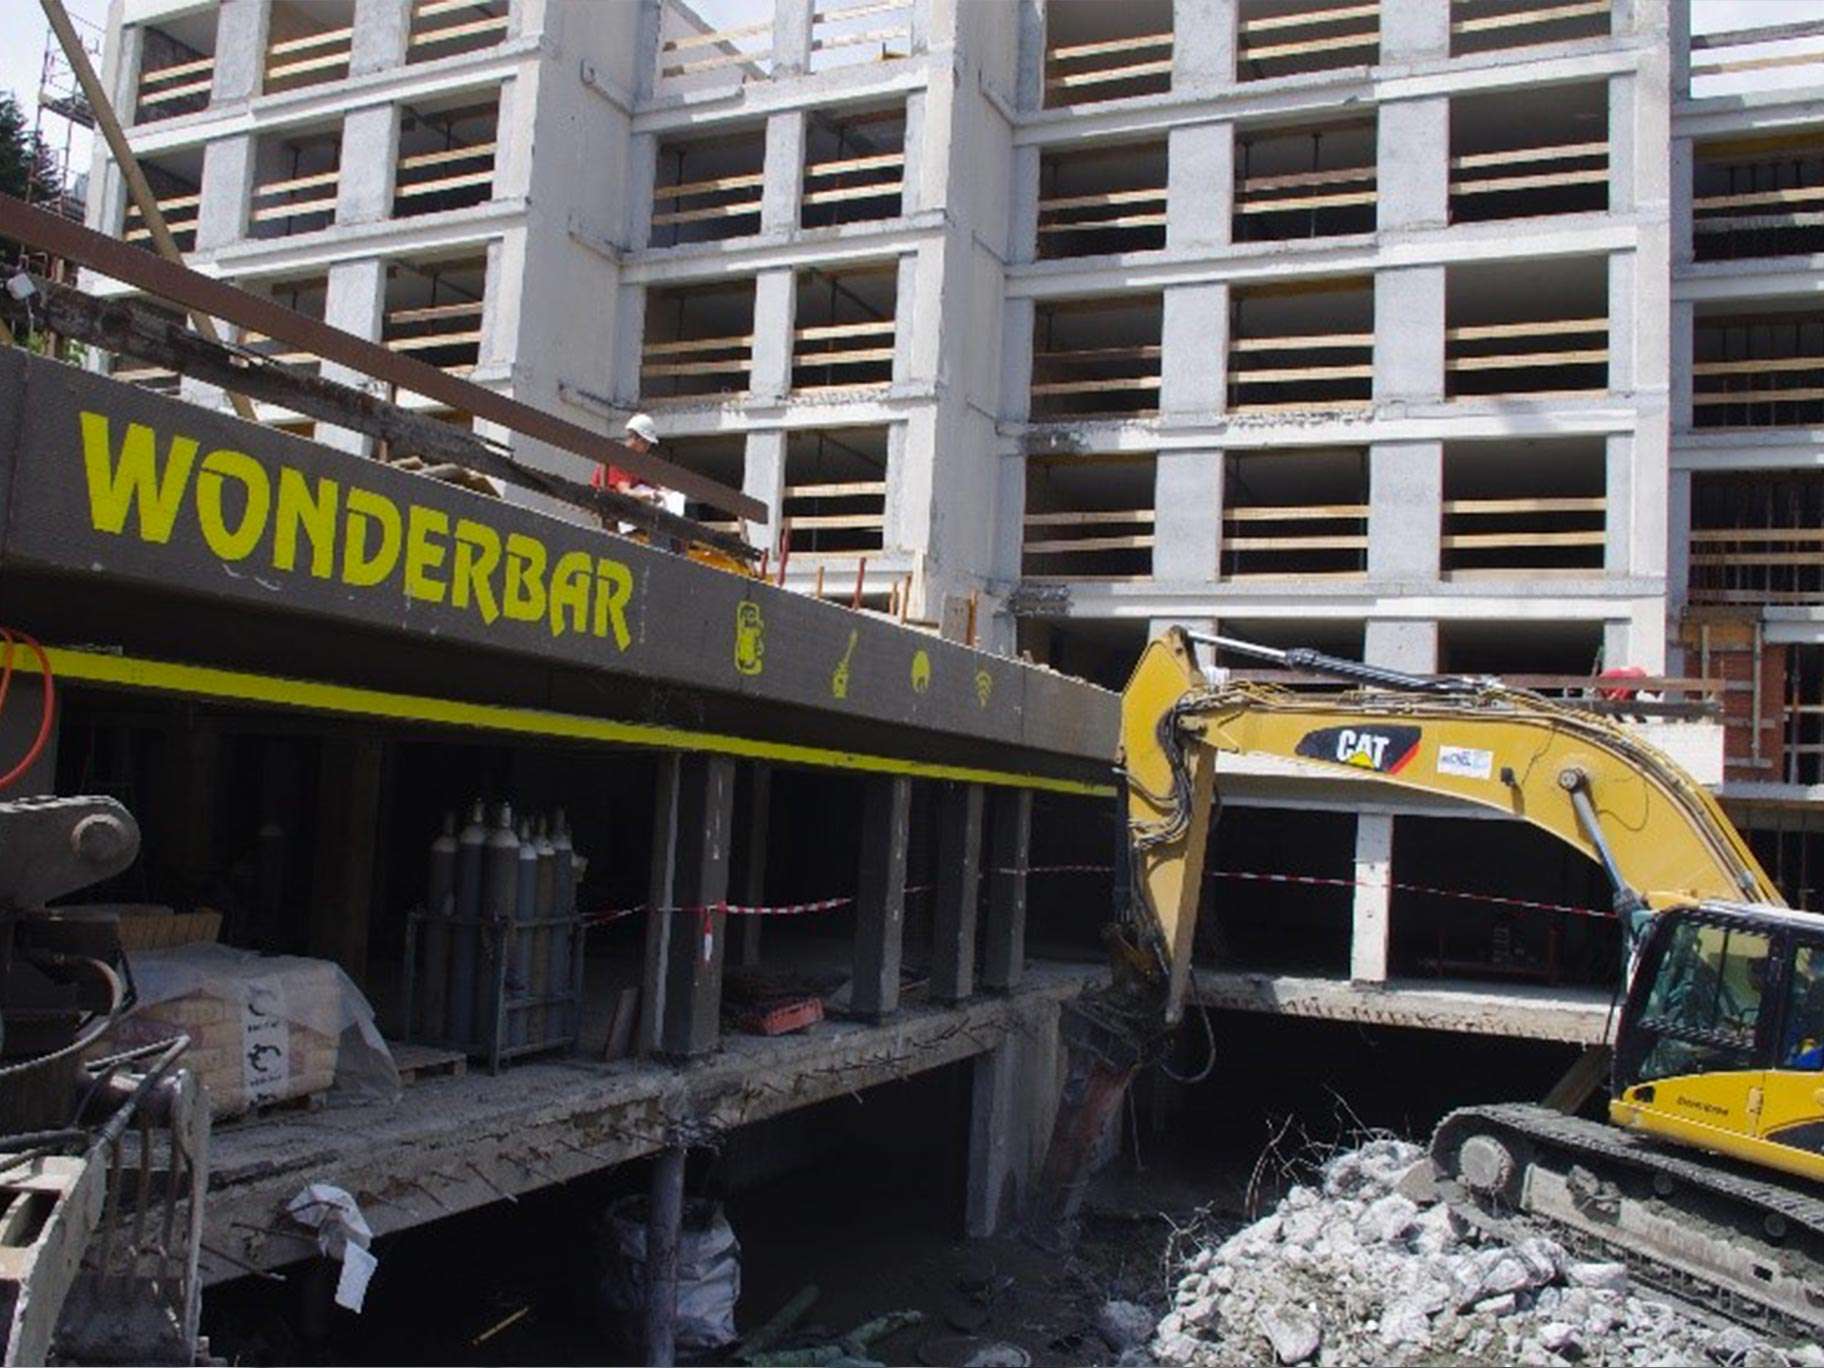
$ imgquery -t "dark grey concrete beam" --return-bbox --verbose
[931,782,984,1004]
[983,788,1032,992]
[851,774,912,1020]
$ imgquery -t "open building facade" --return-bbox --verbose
[72,0,1824,1090]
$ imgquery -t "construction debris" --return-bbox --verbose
[1148,1137,1811,1368]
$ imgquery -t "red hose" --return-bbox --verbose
[0,632,54,792]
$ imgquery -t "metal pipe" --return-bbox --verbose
[645,1146,687,1367]
[1179,630,1479,694]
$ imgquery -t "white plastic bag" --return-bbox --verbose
[599,1194,740,1350]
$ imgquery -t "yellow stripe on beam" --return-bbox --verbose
[47,648,1115,798]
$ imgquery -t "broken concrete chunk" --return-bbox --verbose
[1257,1306,1322,1365]
[1357,1192,1421,1245]
[1565,1260,1629,1293]
[1474,1292,1519,1316]
[1540,1320,1578,1353]
[1393,1157,1442,1206]
[1705,1323,1759,1364]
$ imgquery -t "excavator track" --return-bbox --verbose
[1433,1103,1824,1337]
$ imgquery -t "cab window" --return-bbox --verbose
[1782,945,1824,1071]
[1637,920,1771,1081]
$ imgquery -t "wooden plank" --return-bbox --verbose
[649,200,764,226]
[1446,348,1609,371]
[1226,533,1369,550]
[1445,496,1605,513]
[1024,509,1156,526]
[138,77,215,105]
[792,346,896,366]
[1691,552,1824,566]
[1694,356,1824,376]
[665,19,774,52]
[801,182,904,206]
[805,153,905,179]
[1447,318,1605,341]
[249,196,337,223]
[817,0,911,26]
[409,14,509,46]
[1450,141,1608,170]
[268,25,355,57]
[388,300,485,324]
[1228,398,1373,413]
[653,170,767,201]
[253,168,341,198]
[126,193,201,214]
[643,333,756,356]
[1232,362,1376,381]
[417,0,505,19]
[384,330,484,351]
[795,320,896,341]
[1452,169,1610,195]
[1037,214,1169,232]
[1237,188,1378,213]
[1694,211,1824,232]
[1441,531,1606,548]
[662,46,774,77]
[1048,31,1173,63]
[1694,185,1824,212]
[1239,164,1377,194]
[1240,30,1378,62]
[1240,3,1380,37]
[811,26,912,54]
[399,142,499,173]
[640,357,754,377]
[1690,17,1824,49]
[266,50,354,82]
[1230,332,1373,351]
[778,512,886,530]
[1038,187,1167,212]
[1045,58,1174,90]
[786,480,887,497]
[1029,376,1164,395]
[141,54,215,83]
[394,169,496,198]
[1690,527,1824,543]
[1690,387,1824,405]
[1225,503,1368,520]
[1692,50,1824,78]
[1034,344,1163,363]
[1023,533,1157,552]
[1451,1,1609,37]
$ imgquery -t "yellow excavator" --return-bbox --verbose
[1035,627,1824,1331]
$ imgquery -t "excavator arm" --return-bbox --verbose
[1121,628,1783,1023]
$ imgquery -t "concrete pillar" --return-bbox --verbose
[194,135,255,250]
[932,782,984,1003]
[743,430,788,553]
[639,753,682,1058]
[654,754,736,1061]
[982,787,1031,991]
[309,736,384,983]
[1007,145,1040,264]
[1161,282,1228,423]
[615,282,647,402]
[750,268,796,401]
[1350,814,1393,983]
[1364,621,1438,672]
[1608,251,1636,398]
[1380,2,1449,61]
[1670,299,1693,431]
[107,15,144,128]
[1367,441,1442,580]
[628,132,659,248]
[999,297,1035,422]
[1167,123,1233,253]
[966,1036,1019,1237]
[852,775,912,1020]
[1376,99,1448,232]
[336,104,402,227]
[760,110,806,233]
[892,254,919,386]
[210,0,271,104]
[319,259,389,455]
[1373,268,1445,404]
[350,0,412,76]
[1606,433,1634,576]
[1015,0,1045,110]
[1668,0,1691,102]
[735,763,771,968]
[1171,0,1236,91]
[1153,451,1221,583]
[772,0,815,77]
[1670,136,1694,266]
[644,1144,686,1366]
[1667,466,1691,612]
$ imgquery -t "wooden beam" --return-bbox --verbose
[853,775,912,1020]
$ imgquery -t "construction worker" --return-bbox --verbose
[593,412,661,500]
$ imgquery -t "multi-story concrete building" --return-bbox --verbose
[79,0,1824,1040]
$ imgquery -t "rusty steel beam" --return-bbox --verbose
[4,276,761,561]
[0,193,765,523]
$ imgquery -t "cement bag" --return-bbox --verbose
[599,1194,740,1350]
[102,943,400,1117]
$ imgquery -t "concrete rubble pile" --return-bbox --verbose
[1142,1137,1821,1368]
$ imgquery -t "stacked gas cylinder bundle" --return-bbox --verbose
[410,801,588,1065]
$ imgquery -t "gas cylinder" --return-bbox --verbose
[549,809,576,1041]
[530,818,555,1044]
[448,800,485,1047]
[478,803,519,1054]
[512,818,538,1049]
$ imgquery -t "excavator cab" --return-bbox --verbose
[1612,903,1824,1178]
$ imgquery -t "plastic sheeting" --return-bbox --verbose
[599,1195,741,1350]
[110,943,399,1113]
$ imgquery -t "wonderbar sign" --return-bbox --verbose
[76,412,636,650]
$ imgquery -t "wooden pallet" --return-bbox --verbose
[388,1042,468,1085]
[1,1152,104,1367]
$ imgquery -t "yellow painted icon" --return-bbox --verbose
[910,649,931,694]
[974,670,993,708]
[734,601,764,675]
[832,630,859,699]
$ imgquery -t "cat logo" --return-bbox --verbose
[1293,724,1421,776]
[734,601,764,676]
[910,649,932,694]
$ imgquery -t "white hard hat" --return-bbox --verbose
[624,413,659,445]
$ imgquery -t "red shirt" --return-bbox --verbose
[591,464,637,493]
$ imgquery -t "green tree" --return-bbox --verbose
[0,91,63,213]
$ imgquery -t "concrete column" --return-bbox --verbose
[1670,299,1693,431]
[1007,145,1040,264]
[1153,451,1221,583]
[1172,0,1236,91]
[309,736,384,983]
[932,782,984,1003]
[336,104,402,227]
[1376,99,1448,232]
[628,132,659,248]
[902,90,928,216]
[1610,75,1641,217]
[319,259,389,455]
[655,754,736,1061]
[1015,0,1045,110]
[1167,123,1233,253]
[742,430,788,553]
[735,763,771,967]
[892,253,919,386]
[1350,814,1393,983]
[749,268,796,401]
[760,109,806,233]
[1380,2,1448,61]
[1667,466,1691,611]
[350,0,412,76]
[992,445,1025,582]
[1608,251,1636,398]
[1367,441,1442,580]
[967,1036,1019,1237]
[210,0,271,104]
[852,774,912,1020]
[107,16,144,127]
[1161,282,1228,422]
[1670,136,1694,265]
[1364,621,1438,672]
[1373,267,1445,404]
[639,753,682,1057]
[999,297,1035,422]
[1606,433,1634,576]
[1668,0,1690,101]
[615,282,647,402]
[982,787,1031,991]
[772,0,815,77]
[194,135,255,250]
